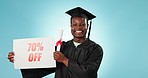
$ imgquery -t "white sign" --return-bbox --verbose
[13,37,56,69]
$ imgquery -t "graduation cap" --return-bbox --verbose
[65,7,96,40]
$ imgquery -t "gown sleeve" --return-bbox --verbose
[67,45,103,78]
[21,68,55,78]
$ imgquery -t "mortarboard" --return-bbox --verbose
[65,7,96,40]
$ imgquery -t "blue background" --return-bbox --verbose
[0,0,148,78]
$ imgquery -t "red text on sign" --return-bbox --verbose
[27,42,44,62]
[28,42,44,51]
[28,53,42,62]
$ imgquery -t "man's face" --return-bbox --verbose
[71,17,88,38]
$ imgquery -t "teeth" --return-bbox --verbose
[75,31,82,33]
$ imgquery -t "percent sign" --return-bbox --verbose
[28,42,44,51]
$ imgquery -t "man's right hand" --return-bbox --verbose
[7,52,15,63]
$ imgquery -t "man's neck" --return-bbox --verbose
[73,37,86,43]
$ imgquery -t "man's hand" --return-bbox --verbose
[53,51,69,67]
[7,52,15,63]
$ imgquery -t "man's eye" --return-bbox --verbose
[72,24,77,26]
[81,24,86,26]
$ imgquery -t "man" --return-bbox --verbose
[8,7,103,78]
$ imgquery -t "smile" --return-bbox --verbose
[75,31,82,33]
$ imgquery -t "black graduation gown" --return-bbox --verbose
[21,39,103,78]
[55,39,103,78]
[21,68,55,78]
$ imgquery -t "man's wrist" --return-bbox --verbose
[63,57,69,67]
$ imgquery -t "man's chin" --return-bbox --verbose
[74,35,85,38]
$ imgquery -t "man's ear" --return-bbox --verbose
[71,25,74,30]
[70,25,73,28]
[87,24,89,29]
